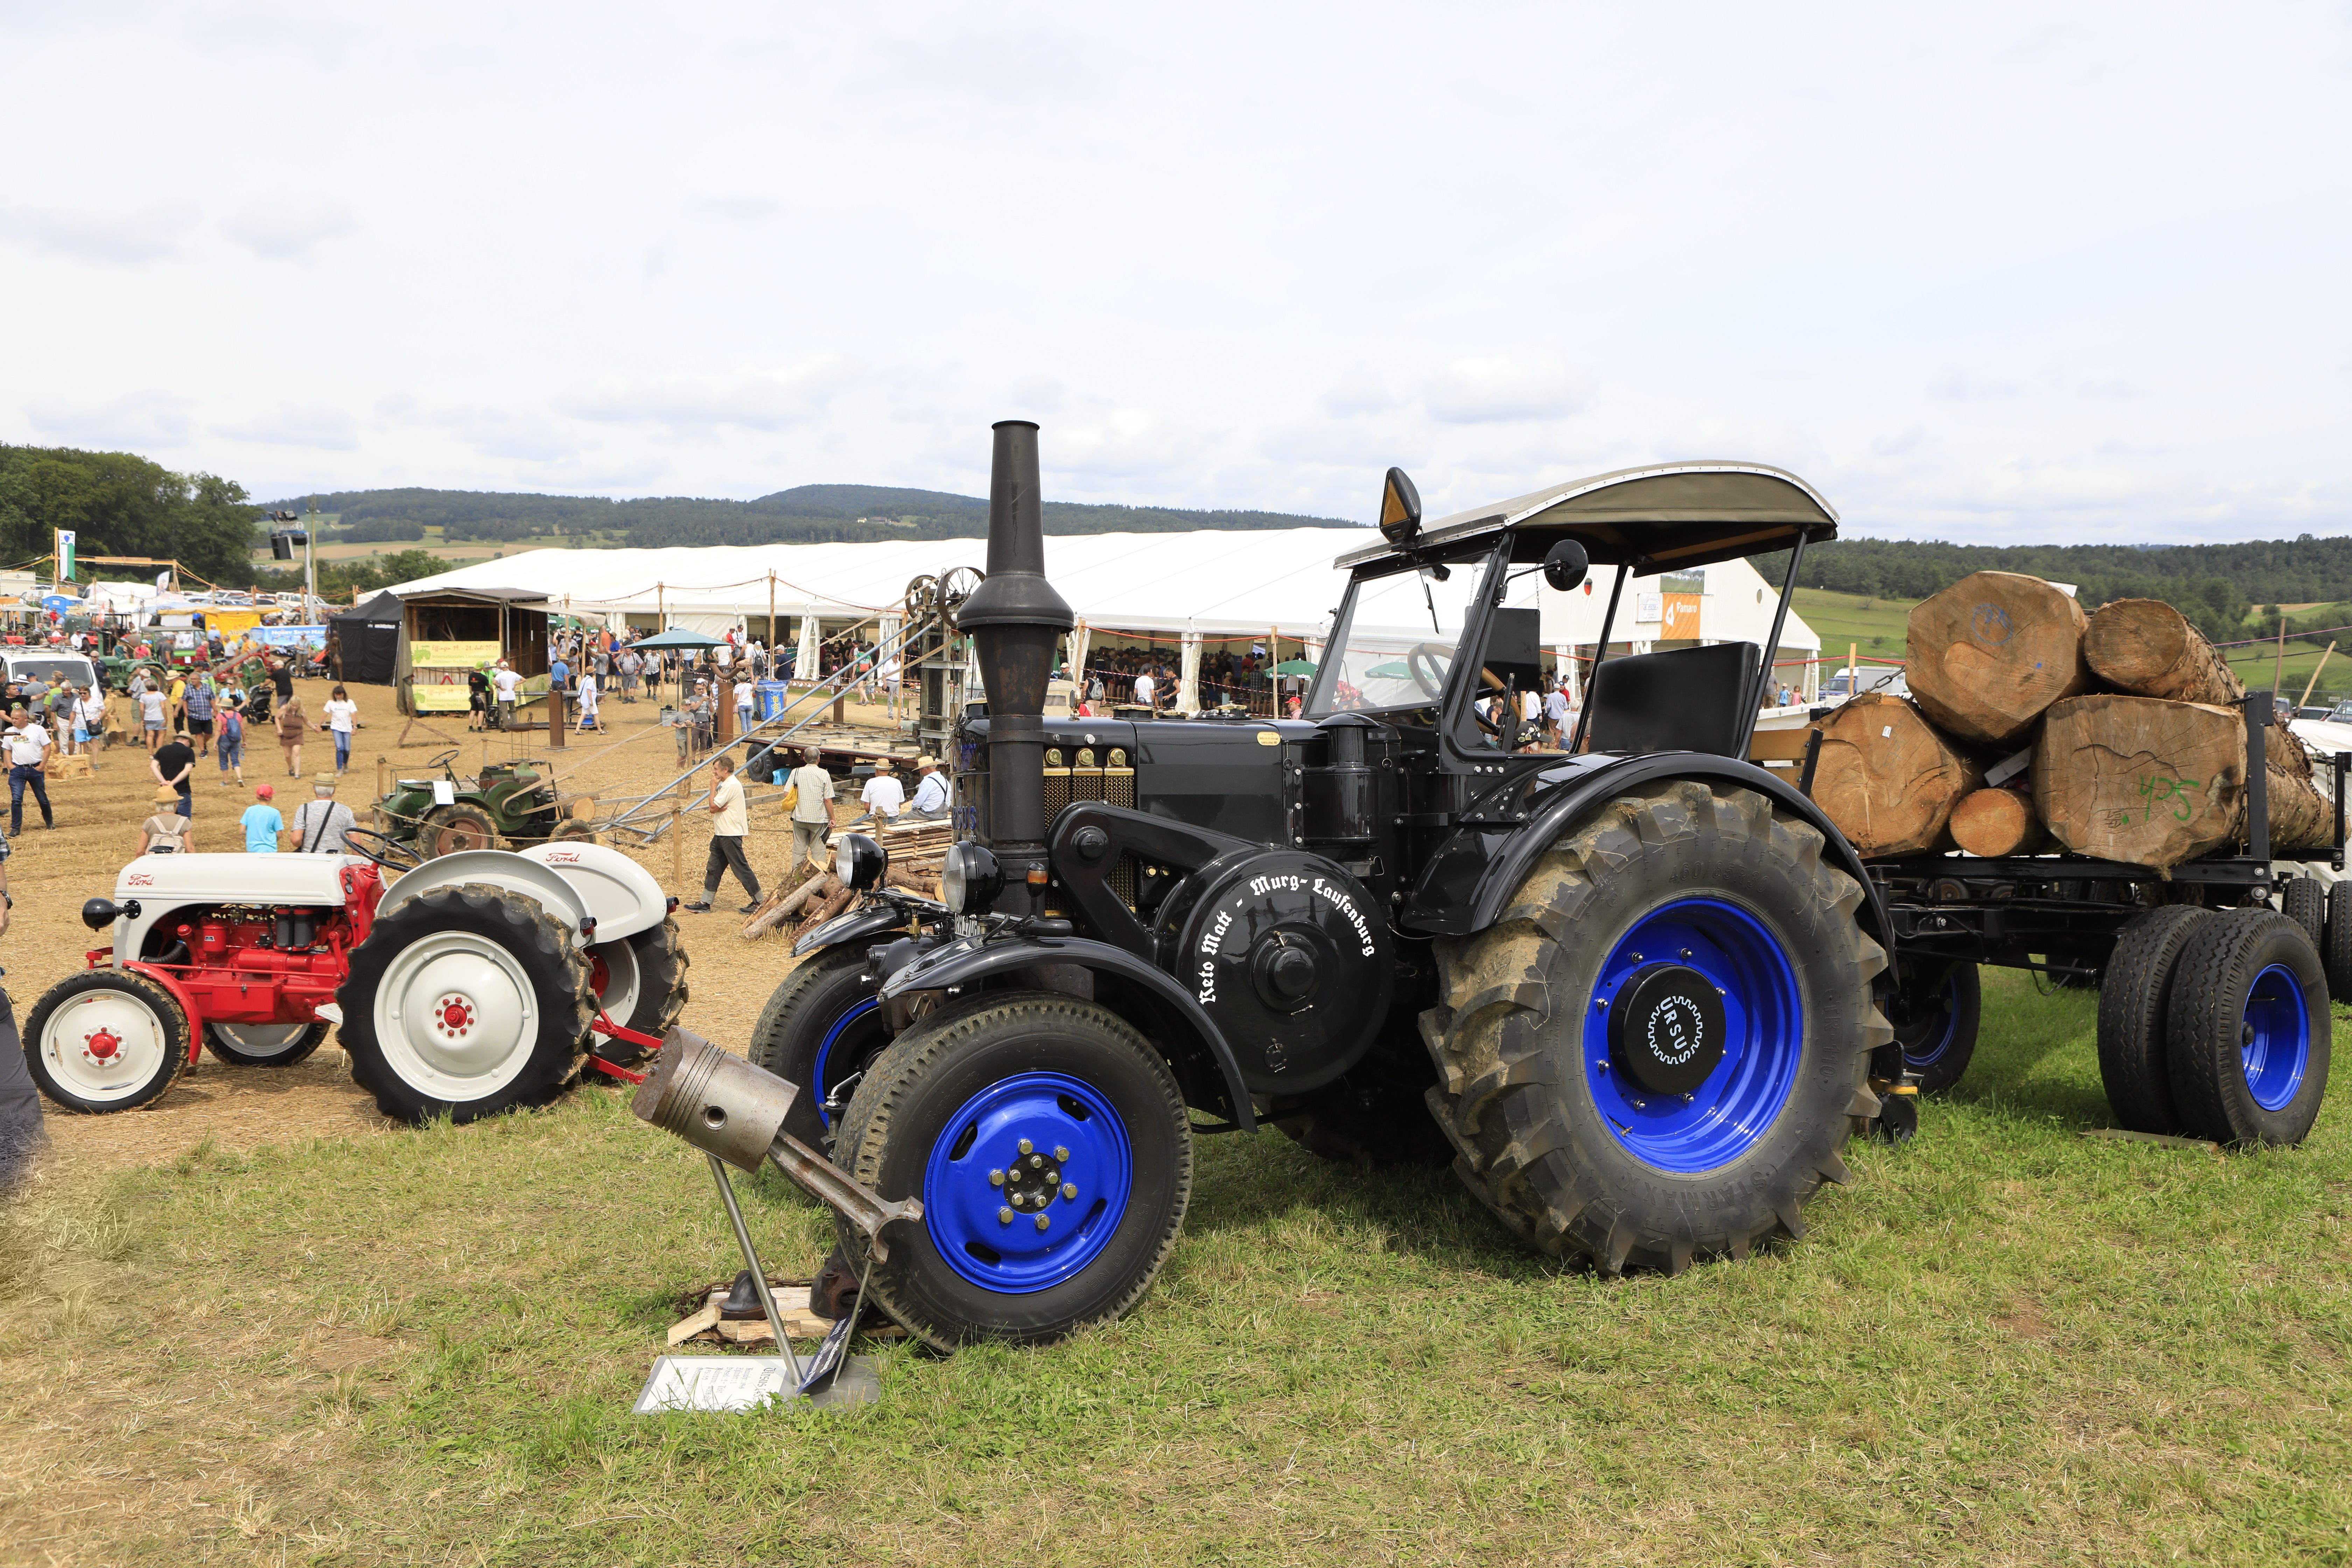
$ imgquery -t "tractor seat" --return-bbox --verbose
[1584,642,1760,758]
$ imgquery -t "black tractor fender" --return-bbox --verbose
[878,931,1258,1133]
[791,902,916,959]
[1402,752,1896,965]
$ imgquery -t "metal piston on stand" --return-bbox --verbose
[631,1027,922,1393]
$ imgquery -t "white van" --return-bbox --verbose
[5,650,100,695]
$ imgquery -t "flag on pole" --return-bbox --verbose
[53,529,73,581]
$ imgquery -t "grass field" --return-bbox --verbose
[5,970,2348,1566]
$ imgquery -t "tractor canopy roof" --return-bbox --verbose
[1334,461,1838,576]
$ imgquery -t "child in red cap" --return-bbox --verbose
[241,782,282,853]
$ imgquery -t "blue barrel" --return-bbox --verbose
[754,680,791,721]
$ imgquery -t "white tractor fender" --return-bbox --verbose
[513,841,670,943]
[376,850,592,945]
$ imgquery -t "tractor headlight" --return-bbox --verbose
[940,842,1001,915]
[835,833,887,891]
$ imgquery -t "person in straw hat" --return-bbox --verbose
[138,786,191,854]
[908,755,950,820]
[855,755,903,826]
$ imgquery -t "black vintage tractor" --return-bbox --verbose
[750,423,1900,1349]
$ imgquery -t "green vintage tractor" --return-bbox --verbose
[376,749,598,859]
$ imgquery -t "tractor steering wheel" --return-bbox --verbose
[428,748,461,772]
[338,826,422,870]
[1406,643,1454,701]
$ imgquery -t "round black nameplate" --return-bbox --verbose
[1608,963,1726,1097]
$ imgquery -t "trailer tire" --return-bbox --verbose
[747,947,890,1151]
[24,972,191,1114]
[2282,877,2326,953]
[1427,779,1888,1276]
[2096,905,2214,1135]
[2165,908,2330,1146]
[1890,960,1980,1096]
[831,991,1192,1349]
[204,1020,331,1068]
[2326,882,2352,1001]
[338,883,594,1125]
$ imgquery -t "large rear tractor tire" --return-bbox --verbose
[747,947,892,1152]
[2095,905,2213,1135]
[1424,780,1889,1275]
[24,972,192,1114]
[204,1020,331,1068]
[1888,959,1981,1096]
[830,992,1193,1349]
[2165,908,2330,1147]
[419,804,502,859]
[337,883,594,1124]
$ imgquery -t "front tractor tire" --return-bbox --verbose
[24,971,192,1114]
[747,946,893,1150]
[830,992,1193,1349]
[1425,780,1890,1275]
[337,883,594,1125]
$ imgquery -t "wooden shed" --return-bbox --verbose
[394,586,550,718]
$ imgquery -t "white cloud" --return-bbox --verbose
[696,198,785,222]
[1420,354,1594,425]
[1319,366,1396,418]
[862,25,1099,105]
[557,357,863,433]
[0,200,200,264]
[1047,409,1204,481]
[222,193,358,259]
[27,390,196,449]
[1928,372,2022,401]
[217,399,360,450]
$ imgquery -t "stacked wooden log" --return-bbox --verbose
[1808,575,2330,872]
[738,817,954,942]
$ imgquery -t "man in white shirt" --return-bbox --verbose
[909,755,950,819]
[491,661,521,728]
[575,670,601,732]
[288,777,358,853]
[1132,670,1155,710]
[879,653,902,718]
[5,707,52,834]
[857,757,905,825]
[683,755,761,912]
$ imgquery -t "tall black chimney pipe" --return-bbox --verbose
[955,421,1073,905]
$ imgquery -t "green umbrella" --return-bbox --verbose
[1272,658,1318,676]
[1365,660,1410,679]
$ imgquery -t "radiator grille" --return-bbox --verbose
[1042,767,1136,815]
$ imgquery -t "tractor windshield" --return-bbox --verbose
[1309,549,1494,716]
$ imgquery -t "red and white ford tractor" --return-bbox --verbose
[25,831,689,1122]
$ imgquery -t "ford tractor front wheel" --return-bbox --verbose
[1426,779,1889,1275]
[829,992,1193,1349]
[25,972,192,1114]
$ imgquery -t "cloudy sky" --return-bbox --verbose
[2,2,2348,542]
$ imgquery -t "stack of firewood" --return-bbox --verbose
[1807,571,2330,871]
[739,816,954,941]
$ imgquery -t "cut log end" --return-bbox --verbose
[2085,598,2245,706]
[1811,693,1982,858]
[1905,571,2092,747]
[1949,787,2049,857]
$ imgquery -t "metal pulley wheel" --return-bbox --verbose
[902,574,940,624]
[938,566,985,631]
[1158,850,1394,1093]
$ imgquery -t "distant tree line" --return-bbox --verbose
[273,483,1361,550]
[0,443,258,586]
[1737,536,2352,643]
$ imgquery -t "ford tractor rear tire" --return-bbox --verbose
[1424,779,1889,1275]
[338,883,594,1125]
[748,947,891,1152]
[204,1020,331,1068]
[24,972,192,1114]
[584,916,691,1070]
[829,991,1193,1349]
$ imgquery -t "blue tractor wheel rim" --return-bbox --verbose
[924,1072,1133,1294]
[2241,962,2311,1113]
[1902,968,1965,1071]
[812,997,884,1130]
[1580,896,1804,1174]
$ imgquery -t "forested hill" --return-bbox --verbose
[267,483,1359,547]
[1746,534,2352,640]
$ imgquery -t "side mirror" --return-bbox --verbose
[1541,539,1590,593]
[1378,467,1421,545]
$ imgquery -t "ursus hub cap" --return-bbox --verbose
[924,1072,1132,1293]
[1583,897,1803,1174]
[2240,962,2311,1112]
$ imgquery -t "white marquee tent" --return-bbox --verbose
[385,530,1820,706]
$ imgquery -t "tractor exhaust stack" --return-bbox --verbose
[955,420,1074,906]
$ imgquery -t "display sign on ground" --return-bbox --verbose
[411,640,500,667]
[256,625,328,651]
